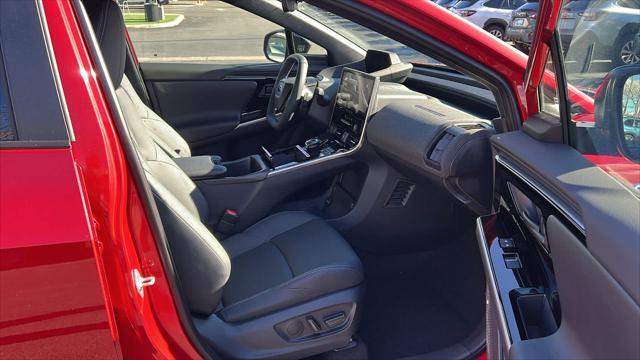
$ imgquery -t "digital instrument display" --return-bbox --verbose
[329,68,379,149]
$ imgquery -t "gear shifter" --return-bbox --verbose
[304,137,324,158]
[304,137,322,150]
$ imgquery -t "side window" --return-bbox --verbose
[0,47,16,141]
[484,0,504,8]
[539,52,561,118]
[507,0,526,9]
[557,0,640,189]
[120,2,326,63]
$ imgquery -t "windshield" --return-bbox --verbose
[297,3,446,66]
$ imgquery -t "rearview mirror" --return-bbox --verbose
[264,30,287,63]
[594,65,640,162]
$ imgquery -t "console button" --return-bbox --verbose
[503,253,522,269]
[499,237,515,249]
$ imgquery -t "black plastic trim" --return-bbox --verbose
[0,140,70,149]
[549,30,571,144]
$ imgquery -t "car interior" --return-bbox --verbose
[85,0,500,359]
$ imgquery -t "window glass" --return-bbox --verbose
[453,0,481,9]
[507,0,527,9]
[120,1,325,63]
[560,0,640,190]
[0,47,15,141]
[484,0,504,9]
[297,3,446,66]
[539,52,561,117]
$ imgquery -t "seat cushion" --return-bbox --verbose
[219,211,363,323]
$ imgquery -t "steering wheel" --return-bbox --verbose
[267,54,308,130]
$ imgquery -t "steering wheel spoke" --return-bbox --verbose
[267,54,309,130]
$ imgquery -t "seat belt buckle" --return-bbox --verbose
[217,209,238,234]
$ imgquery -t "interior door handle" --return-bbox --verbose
[521,210,547,248]
[521,210,540,232]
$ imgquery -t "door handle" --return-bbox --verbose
[521,210,548,248]
[521,210,540,233]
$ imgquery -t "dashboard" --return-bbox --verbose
[299,52,495,214]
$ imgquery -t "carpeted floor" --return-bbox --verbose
[356,231,485,360]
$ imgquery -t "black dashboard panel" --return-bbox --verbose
[367,99,495,214]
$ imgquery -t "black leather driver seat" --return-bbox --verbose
[85,1,364,358]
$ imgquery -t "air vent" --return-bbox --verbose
[429,131,456,163]
[385,180,415,208]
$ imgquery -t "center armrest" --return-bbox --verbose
[173,155,227,180]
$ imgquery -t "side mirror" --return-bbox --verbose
[594,65,640,162]
[264,30,287,63]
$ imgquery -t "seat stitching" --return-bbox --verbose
[243,211,315,237]
[228,212,317,256]
[270,241,295,278]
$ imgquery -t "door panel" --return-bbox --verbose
[151,80,258,143]
[140,60,327,159]
[478,130,640,359]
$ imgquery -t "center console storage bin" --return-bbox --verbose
[223,155,268,177]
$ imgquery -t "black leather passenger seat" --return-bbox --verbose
[221,211,363,323]
[85,1,364,358]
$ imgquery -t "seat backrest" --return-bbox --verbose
[120,76,191,157]
[85,0,191,158]
[86,0,229,315]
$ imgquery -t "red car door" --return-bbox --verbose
[0,1,119,358]
[481,0,640,358]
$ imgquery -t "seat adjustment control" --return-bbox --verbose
[306,316,321,332]
[324,312,346,328]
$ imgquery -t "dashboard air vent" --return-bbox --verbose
[429,131,456,163]
[385,180,415,208]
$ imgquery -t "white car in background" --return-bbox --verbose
[452,0,526,39]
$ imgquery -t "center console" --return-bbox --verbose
[262,68,380,170]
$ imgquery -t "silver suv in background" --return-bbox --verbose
[565,0,640,69]
[452,0,526,39]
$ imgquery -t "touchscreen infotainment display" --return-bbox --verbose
[329,68,379,149]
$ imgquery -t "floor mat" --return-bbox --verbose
[356,232,485,360]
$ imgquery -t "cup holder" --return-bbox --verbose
[222,155,268,177]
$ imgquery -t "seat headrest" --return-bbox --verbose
[85,0,127,87]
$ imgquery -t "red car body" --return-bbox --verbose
[0,0,634,358]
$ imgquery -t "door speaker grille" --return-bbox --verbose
[385,180,415,208]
